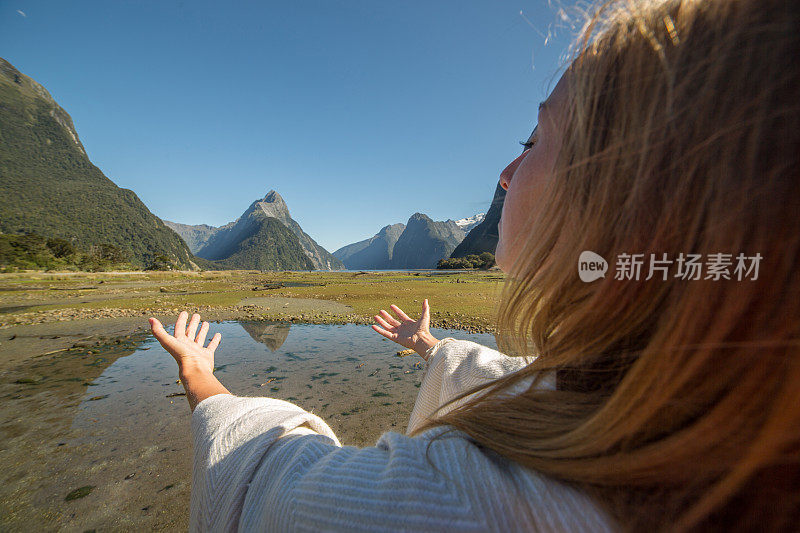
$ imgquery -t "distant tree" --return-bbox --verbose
[478,252,495,269]
[46,237,76,258]
[0,233,136,271]
[91,243,129,264]
[437,252,495,270]
[146,254,175,271]
[17,233,48,253]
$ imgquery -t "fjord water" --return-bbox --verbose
[0,322,496,531]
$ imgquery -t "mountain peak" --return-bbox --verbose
[378,222,406,235]
[263,190,283,203]
[207,189,343,270]
[252,190,290,221]
[408,212,432,223]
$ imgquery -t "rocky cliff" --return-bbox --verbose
[450,184,505,258]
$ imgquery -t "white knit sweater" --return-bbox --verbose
[190,338,617,532]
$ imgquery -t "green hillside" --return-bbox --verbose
[0,57,197,270]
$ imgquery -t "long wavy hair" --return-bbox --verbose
[411,0,800,530]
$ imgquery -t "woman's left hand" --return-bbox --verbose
[372,300,439,360]
[149,311,221,374]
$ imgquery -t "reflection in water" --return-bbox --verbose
[239,321,291,351]
[0,322,497,532]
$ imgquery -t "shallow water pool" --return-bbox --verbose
[0,322,496,531]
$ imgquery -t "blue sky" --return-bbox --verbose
[2,1,579,252]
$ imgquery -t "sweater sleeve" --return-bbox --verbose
[189,387,616,532]
[189,393,341,532]
[196,418,616,532]
[407,338,555,435]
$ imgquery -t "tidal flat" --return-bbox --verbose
[0,270,503,531]
[0,269,503,330]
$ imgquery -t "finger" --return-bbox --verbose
[186,313,201,340]
[195,321,209,345]
[379,309,401,327]
[174,311,188,339]
[374,315,396,331]
[149,317,181,351]
[149,317,166,338]
[371,324,397,341]
[207,332,222,352]
[422,299,430,324]
[390,304,412,322]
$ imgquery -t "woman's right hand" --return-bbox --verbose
[372,299,439,360]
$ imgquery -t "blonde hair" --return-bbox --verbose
[412,0,800,530]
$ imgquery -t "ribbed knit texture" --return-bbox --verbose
[190,338,617,532]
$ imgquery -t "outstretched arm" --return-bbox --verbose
[372,299,440,360]
[149,311,230,411]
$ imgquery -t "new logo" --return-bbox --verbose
[578,251,608,282]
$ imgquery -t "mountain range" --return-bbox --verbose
[0,57,197,270]
[168,197,487,271]
[1,56,503,272]
[333,213,466,270]
[164,190,345,271]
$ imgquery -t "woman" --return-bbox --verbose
[150,0,799,530]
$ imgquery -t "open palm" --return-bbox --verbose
[149,311,221,373]
[372,300,439,360]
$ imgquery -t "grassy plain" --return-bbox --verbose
[0,269,505,335]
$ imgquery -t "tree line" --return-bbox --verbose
[437,252,496,270]
[0,233,175,272]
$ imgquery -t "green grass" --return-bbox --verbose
[269,272,503,325]
[0,270,505,330]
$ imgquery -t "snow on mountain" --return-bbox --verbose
[453,213,486,233]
